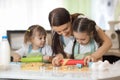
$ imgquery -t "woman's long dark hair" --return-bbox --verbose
[71,18,103,59]
[48,7,83,57]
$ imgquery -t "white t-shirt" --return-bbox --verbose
[61,36,75,47]
[64,39,98,55]
[15,44,52,57]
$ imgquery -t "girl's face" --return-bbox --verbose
[73,32,91,45]
[31,32,46,49]
[52,22,72,37]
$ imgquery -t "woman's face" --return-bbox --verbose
[52,22,72,37]
[73,31,91,45]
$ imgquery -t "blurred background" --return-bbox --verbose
[0,0,120,37]
[0,0,120,65]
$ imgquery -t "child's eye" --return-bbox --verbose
[44,37,46,39]
[39,38,42,40]
[81,39,85,41]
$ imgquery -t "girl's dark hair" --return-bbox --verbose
[48,7,83,57]
[24,25,47,44]
[71,13,84,24]
[71,18,103,59]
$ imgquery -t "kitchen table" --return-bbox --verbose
[0,62,120,80]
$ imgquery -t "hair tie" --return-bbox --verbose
[27,29,30,32]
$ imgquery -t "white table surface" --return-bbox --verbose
[0,62,120,80]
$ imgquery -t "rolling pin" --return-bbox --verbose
[60,59,84,66]
[21,56,43,62]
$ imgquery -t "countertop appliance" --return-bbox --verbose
[105,21,120,49]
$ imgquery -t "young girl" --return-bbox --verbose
[64,18,103,65]
[12,25,53,62]
[49,8,112,66]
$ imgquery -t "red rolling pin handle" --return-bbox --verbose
[60,59,84,65]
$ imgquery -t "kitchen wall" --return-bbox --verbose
[0,0,64,30]
[63,0,91,17]
[115,0,120,20]
[0,0,64,41]
[0,0,120,42]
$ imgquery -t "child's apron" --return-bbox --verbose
[26,45,43,57]
[74,39,95,59]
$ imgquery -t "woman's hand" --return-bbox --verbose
[12,53,21,62]
[84,55,97,65]
[52,53,64,66]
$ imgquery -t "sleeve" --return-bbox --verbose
[64,40,74,55]
[43,45,53,56]
[15,44,27,57]
[94,41,99,51]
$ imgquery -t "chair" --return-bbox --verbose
[7,30,52,51]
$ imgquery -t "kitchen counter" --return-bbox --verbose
[105,49,120,57]
[0,62,120,80]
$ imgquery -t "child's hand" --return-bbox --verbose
[43,56,50,62]
[84,55,97,65]
[12,53,21,62]
[52,53,63,66]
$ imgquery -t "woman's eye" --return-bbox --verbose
[57,31,61,34]
[63,27,68,31]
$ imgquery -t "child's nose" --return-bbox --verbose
[41,39,45,42]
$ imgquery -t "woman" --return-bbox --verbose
[48,7,112,66]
